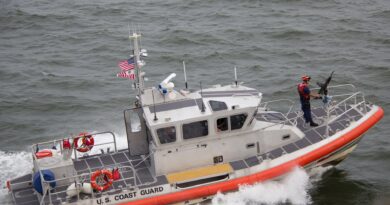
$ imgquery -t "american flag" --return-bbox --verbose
[118,57,134,71]
[117,70,135,80]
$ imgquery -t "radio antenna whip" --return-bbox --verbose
[152,89,158,121]
[200,81,205,113]
[234,66,238,86]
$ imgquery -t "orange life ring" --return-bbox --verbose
[74,132,94,153]
[90,169,113,191]
[35,149,53,159]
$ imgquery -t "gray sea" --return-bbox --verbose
[1,0,389,204]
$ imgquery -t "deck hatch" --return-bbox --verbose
[295,138,311,149]
[73,160,88,171]
[121,170,134,179]
[270,148,284,158]
[85,157,102,169]
[305,130,323,144]
[245,156,260,167]
[329,122,344,133]
[137,167,155,183]
[315,126,327,136]
[283,143,299,153]
[312,108,326,117]
[230,160,248,170]
[100,155,115,166]
[113,180,127,189]
[346,109,361,117]
[112,152,128,163]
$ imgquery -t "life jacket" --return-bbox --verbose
[297,82,310,101]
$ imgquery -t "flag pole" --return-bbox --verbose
[128,24,136,92]
[183,61,188,89]
[234,66,238,86]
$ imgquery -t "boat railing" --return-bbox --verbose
[323,91,367,137]
[302,84,367,136]
[311,83,357,94]
[255,88,368,163]
[258,99,298,129]
[259,99,295,116]
[257,84,367,134]
[31,131,118,161]
[38,164,138,205]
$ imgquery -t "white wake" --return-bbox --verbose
[212,167,312,205]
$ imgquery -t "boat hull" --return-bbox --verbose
[117,106,383,205]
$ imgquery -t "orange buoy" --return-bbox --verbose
[35,149,53,159]
[90,169,113,191]
[74,132,94,153]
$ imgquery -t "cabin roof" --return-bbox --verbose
[141,85,262,127]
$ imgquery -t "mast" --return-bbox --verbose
[129,32,145,104]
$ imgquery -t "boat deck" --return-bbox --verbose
[9,104,370,205]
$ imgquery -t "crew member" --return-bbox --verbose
[298,75,321,127]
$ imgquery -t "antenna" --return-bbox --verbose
[183,61,188,89]
[127,23,134,52]
[200,82,205,113]
[234,66,238,86]
[152,89,158,121]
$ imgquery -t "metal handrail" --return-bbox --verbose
[257,110,297,130]
[31,131,118,161]
[39,164,138,205]
[311,83,357,93]
[328,92,362,113]
[259,99,295,118]
[257,85,366,135]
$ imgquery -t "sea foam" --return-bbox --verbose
[212,167,312,205]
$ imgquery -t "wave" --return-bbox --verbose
[268,29,314,39]
[212,167,312,205]
[0,150,32,203]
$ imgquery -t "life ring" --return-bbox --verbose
[35,149,53,159]
[74,132,94,153]
[90,170,113,191]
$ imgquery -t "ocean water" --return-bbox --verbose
[1,0,389,204]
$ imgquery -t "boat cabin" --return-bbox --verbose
[124,83,300,176]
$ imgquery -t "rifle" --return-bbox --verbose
[316,71,334,104]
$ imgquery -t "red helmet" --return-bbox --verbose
[301,75,311,81]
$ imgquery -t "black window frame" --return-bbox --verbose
[209,100,228,112]
[216,117,229,132]
[156,126,177,144]
[182,120,209,140]
[247,109,258,126]
[230,113,248,130]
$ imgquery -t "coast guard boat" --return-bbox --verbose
[6,32,384,205]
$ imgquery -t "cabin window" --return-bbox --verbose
[209,100,228,112]
[230,113,248,130]
[156,126,176,144]
[216,117,228,132]
[183,120,209,139]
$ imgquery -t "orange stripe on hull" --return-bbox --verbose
[121,107,384,205]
